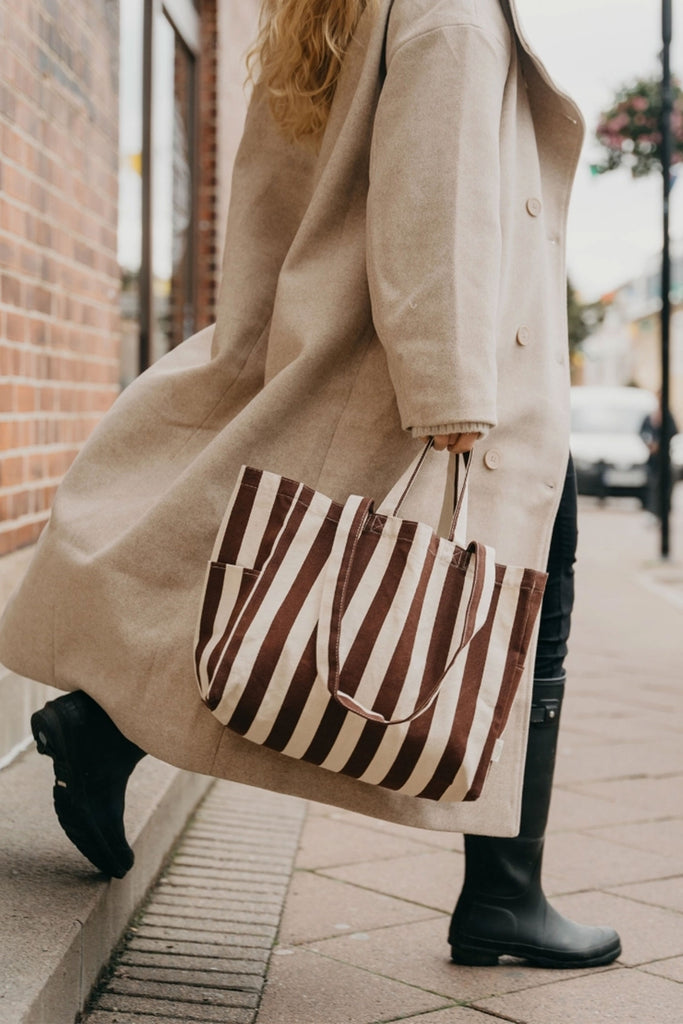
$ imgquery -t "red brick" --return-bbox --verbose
[0,343,11,376]
[28,318,48,345]
[15,420,34,446]
[0,198,25,236]
[1,272,22,306]
[0,383,14,414]
[3,161,31,204]
[2,125,24,164]
[0,420,14,452]
[38,386,57,411]
[15,384,35,413]
[11,490,30,518]
[5,312,25,342]
[0,456,24,487]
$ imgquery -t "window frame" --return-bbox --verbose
[139,0,200,372]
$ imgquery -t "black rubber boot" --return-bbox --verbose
[449,676,621,968]
[31,691,145,878]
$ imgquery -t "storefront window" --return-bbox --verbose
[118,0,144,389]
[118,0,199,388]
[152,12,196,363]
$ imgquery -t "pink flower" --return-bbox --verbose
[630,96,649,111]
[608,114,629,131]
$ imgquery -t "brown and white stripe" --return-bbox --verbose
[195,456,546,803]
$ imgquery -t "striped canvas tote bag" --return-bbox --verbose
[194,444,547,803]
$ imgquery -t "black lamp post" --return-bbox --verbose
[660,0,673,559]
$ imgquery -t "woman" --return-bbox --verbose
[1,0,620,967]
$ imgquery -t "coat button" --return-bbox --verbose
[526,197,542,217]
[516,325,531,346]
[484,449,501,470]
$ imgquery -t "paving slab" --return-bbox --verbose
[395,1011,508,1023]
[158,873,288,898]
[139,914,277,939]
[255,947,452,1024]
[132,924,274,948]
[166,864,292,884]
[320,849,464,913]
[85,1016,222,1024]
[126,936,271,962]
[119,949,266,975]
[106,975,259,1007]
[306,803,466,852]
[541,830,681,891]
[553,735,683,785]
[94,992,254,1022]
[145,899,281,926]
[299,916,611,1003]
[585,817,683,859]
[545,786,660,833]
[640,956,683,984]
[474,965,683,1023]
[113,962,263,991]
[557,707,683,743]
[564,775,683,819]
[294,813,438,869]
[276,870,437,945]
[174,850,296,871]
[606,876,683,914]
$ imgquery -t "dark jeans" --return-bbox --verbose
[534,455,577,680]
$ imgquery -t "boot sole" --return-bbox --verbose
[450,935,622,969]
[31,705,134,879]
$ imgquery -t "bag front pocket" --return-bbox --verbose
[195,561,259,709]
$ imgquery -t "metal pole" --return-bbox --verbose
[660,0,673,558]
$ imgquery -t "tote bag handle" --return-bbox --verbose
[318,449,496,726]
[376,439,471,542]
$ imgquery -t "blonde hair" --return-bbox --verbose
[248,0,372,145]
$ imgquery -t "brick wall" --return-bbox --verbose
[0,0,121,556]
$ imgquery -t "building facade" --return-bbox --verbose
[0,0,259,765]
[581,255,683,423]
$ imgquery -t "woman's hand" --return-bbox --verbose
[420,432,480,453]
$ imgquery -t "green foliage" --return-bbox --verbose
[567,280,604,353]
[593,76,683,178]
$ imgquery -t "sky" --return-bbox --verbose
[515,0,682,301]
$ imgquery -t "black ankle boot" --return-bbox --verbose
[449,677,621,968]
[31,692,145,878]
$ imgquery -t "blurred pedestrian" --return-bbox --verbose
[0,0,620,968]
[640,391,678,518]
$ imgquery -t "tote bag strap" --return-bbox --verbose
[318,492,496,725]
[377,440,472,542]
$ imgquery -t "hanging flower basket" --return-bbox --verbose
[593,76,683,177]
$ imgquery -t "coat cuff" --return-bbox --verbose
[410,422,491,440]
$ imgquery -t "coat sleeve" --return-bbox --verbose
[366,21,510,433]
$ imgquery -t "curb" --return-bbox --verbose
[0,747,212,1024]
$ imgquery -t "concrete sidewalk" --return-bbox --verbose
[3,493,683,1024]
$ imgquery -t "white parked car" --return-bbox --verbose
[672,433,683,483]
[570,386,671,503]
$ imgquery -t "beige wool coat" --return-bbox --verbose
[0,0,583,835]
